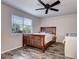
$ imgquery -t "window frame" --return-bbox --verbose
[11,15,32,34]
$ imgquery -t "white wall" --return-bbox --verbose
[40,14,77,42]
[1,3,41,53]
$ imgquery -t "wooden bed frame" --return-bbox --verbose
[23,27,56,52]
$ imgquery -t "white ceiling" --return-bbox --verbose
[2,0,77,18]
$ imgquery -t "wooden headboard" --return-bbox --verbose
[40,27,56,35]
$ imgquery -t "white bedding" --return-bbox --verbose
[31,33,55,44]
[44,33,55,44]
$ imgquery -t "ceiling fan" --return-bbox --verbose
[36,0,60,14]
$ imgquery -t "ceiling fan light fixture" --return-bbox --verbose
[36,0,60,14]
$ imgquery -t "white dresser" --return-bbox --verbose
[64,36,77,58]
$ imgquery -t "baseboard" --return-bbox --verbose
[1,46,22,54]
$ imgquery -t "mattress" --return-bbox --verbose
[31,33,55,44]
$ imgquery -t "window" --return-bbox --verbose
[12,15,32,33]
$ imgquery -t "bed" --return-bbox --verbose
[23,27,56,52]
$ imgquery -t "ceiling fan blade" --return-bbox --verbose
[50,8,59,11]
[50,0,60,7]
[45,9,48,14]
[38,0,46,7]
[36,8,45,10]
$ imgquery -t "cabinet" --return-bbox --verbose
[64,36,77,58]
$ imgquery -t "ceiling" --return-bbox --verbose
[2,0,77,18]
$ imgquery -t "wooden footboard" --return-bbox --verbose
[23,34,56,52]
[23,34,45,49]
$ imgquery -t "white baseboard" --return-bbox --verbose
[1,46,22,54]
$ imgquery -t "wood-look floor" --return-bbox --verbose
[1,42,75,59]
